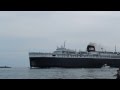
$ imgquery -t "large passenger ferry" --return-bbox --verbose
[29,42,120,68]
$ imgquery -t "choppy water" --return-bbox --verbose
[0,67,118,79]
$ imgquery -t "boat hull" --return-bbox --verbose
[29,57,120,68]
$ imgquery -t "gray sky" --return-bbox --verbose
[0,11,120,67]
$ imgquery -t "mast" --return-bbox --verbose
[64,41,66,48]
[115,45,116,52]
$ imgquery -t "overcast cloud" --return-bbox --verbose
[0,11,120,67]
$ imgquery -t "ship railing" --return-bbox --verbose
[29,52,53,57]
[29,52,120,59]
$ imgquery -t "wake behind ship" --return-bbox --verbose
[29,42,120,68]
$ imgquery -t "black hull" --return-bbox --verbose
[29,57,120,68]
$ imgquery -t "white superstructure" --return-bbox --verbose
[29,42,120,59]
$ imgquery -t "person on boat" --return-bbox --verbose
[115,68,120,79]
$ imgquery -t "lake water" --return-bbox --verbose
[0,67,118,79]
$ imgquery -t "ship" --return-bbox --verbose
[29,42,120,68]
[0,66,11,68]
